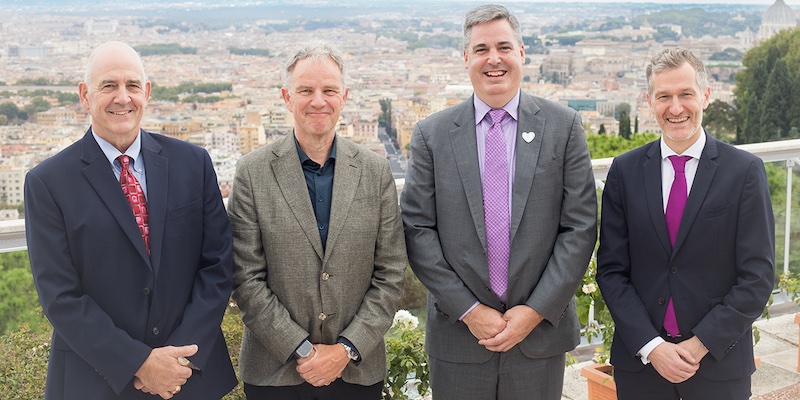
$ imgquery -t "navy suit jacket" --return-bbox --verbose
[596,133,775,382]
[25,128,237,399]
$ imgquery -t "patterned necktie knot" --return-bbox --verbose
[489,109,507,127]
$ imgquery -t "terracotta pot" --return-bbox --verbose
[795,313,800,372]
[581,363,617,400]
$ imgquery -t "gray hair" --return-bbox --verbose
[463,4,523,52]
[646,47,708,95]
[84,41,147,85]
[283,40,346,89]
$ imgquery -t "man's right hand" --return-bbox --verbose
[134,344,198,399]
[648,342,699,383]
[461,304,506,341]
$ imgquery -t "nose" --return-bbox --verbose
[310,90,326,107]
[487,48,501,65]
[668,97,683,114]
[114,86,131,104]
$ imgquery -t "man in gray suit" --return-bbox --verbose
[228,41,406,400]
[401,4,597,399]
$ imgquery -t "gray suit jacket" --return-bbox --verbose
[228,134,406,386]
[401,91,597,364]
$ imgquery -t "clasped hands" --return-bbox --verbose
[648,336,709,383]
[462,304,544,352]
[296,344,350,387]
[134,344,198,399]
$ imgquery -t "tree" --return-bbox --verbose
[24,97,50,116]
[598,124,606,135]
[735,28,800,144]
[0,101,20,123]
[634,115,639,134]
[614,103,631,121]
[760,58,792,142]
[378,98,394,139]
[703,100,737,143]
[619,111,631,140]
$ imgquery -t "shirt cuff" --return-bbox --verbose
[337,337,361,362]
[637,336,666,365]
[459,301,480,321]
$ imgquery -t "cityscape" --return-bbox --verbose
[1,0,799,214]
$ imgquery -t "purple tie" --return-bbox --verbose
[484,109,510,302]
[663,155,691,337]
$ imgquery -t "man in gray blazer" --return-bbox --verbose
[401,5,596,399]
[228,41,406,400]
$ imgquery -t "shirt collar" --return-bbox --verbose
[92,128,143,166]
[660,130,706,161]
[294,134,337,166]
[474,89,521,125]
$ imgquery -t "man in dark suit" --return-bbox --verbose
[227,41,406,400]
[25,41,237,399]
[596,48,775,400]
[400,4,597,399]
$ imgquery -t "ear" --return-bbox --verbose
[463,50,469,69]
[144,81,151,102]
[280,87,292,110]
[702,85,711,110]
[645,93,654,114]
[342,87,349,103]
[78,82,90,111]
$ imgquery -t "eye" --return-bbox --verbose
[475,48,487,54]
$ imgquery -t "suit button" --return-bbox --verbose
[658,297,665,305]
[670,267,678,274]
[485,286,492,291]
[152,327,160,335]
[143,288,151,295]
[321,272,330,281]
[318,313,327,321]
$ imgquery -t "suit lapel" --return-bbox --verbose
[510,92,544,242]
[673,134,718,256]
[140,131,167,275]
[271,135,325,260]
[324,137,361,264]
[79,129,152,269]
[450,98,489,251]
[644,141,673,255]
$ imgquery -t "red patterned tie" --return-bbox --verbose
[118,155,150,255]
[484,109,510,302]
[663,155,691,337]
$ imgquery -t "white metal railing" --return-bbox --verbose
[3,138,800,267]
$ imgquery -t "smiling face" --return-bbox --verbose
[79,42,149,152]
[281,56,348,141]
[647,62,710,153]
[464,18,525,109]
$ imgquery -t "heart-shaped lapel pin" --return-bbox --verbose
[522,131,535,143]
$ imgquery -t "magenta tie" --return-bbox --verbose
[118,155,150,255]
[663,155,691,337]
[484,109,510,302]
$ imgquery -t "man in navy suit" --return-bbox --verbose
[25,41,237,399]
[596,48,775,399]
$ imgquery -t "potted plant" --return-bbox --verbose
[574,256,618,399]
[778,272,800,372]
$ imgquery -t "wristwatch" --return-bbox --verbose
[294,339,314,359]
[340,342,359,361]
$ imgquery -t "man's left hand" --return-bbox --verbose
[477,305,543,352]
[296,344,349,387]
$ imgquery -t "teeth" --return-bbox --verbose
[667,117,688,123]
[111,111,130,115]
[486,71,504,77]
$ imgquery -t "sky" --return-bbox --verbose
[509,0,796,4]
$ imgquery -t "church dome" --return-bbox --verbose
[758,0,797,42]
[763,0,796,26]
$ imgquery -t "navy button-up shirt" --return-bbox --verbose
[295,136,336,250]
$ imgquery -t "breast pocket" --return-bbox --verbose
[168,198,203,220]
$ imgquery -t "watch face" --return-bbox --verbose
[296,340,313,358]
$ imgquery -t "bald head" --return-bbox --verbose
[84,41,147,86]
